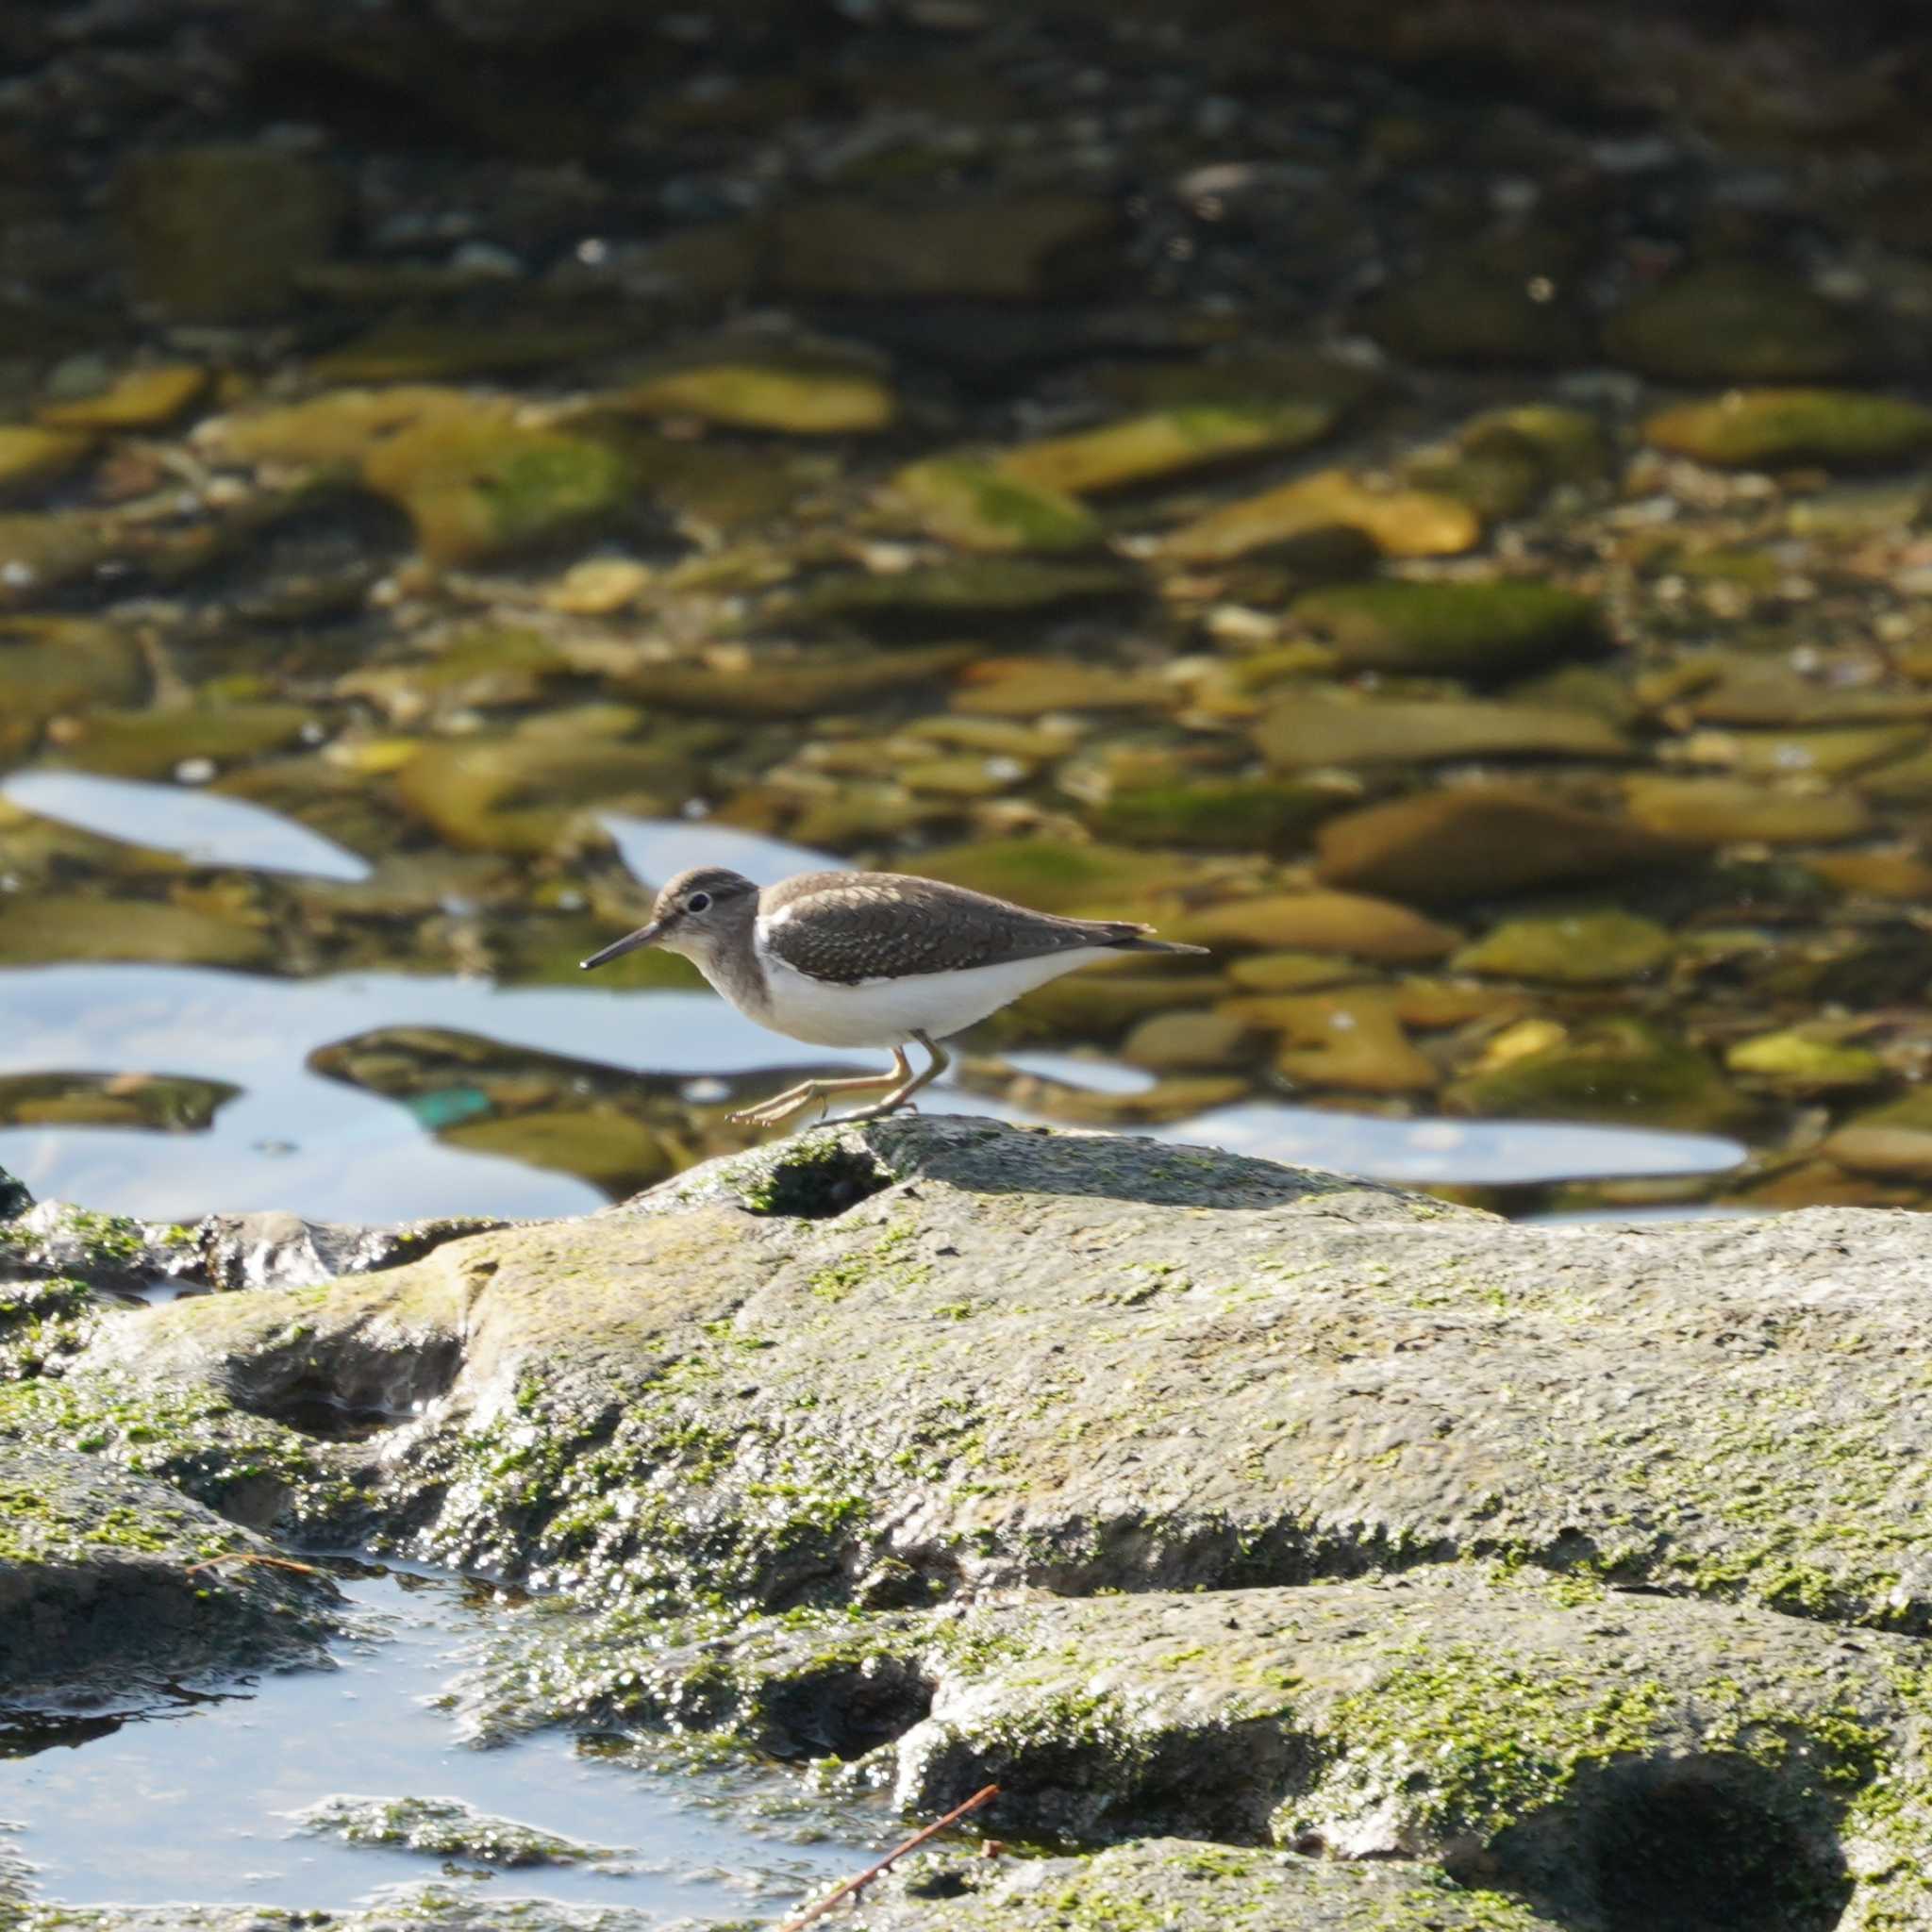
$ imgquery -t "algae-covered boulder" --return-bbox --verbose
[1604,261,1861,383]
[0,1447,339,1699]
[1291,579,1602,678]
[885,457,1100,553]
[1643,389,1932,469]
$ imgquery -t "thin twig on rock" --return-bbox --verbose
[183,1552,324,1578]
[776,1783,999,1931]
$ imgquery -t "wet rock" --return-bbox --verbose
[208,385,470,469]
[1170,890,1459,962]
[1604,261,1861,383]
[0,1447,338,1700]
[1291,579,1602,678]
[886,457,1100,553]
[791,556,1140,631]
[1642,390,1932,469]
[295,1794,621,1867]
[615,358,896,434]
[1256,693,1627,769]
[440,1108,676,1199]
[0,893,275,969]
[1012,966,1229,1037]
[1231,986,1440,1092]
[0,616,146,747]
[49,703,314,779]
[338,624,571,723]
[999,404,1336,497]
[1361,262,1589,368]
[770,194,1119,302]
[1623,774,1873,845]
[1161,468,1481,564]
[1224,952,1359,992]
[0,425,91,498]
[1453,908,1674,983]
[852,1839,1564,1932]
[0,510,115,606]
[0,1071,239,1135]
[118,146,344,322]
[0,1274,100,1381]
[620,643,974,717]
[1092,776,1347,852]
[37,364,209,433]
[947,655,1170,715]
[1445,1017,1750,1133]
[1690,724,1927,781]
[1120,1009,1255,1073]
[45,1113,1932,1637]
[0,1164,26,1220]
[309,318,634,384]
[197,1211,506,1293]
[1725,1027,1887,1092]
[904,837,1194,913]
[1824,1091,1932,1180]
[1403,404,1609,521]
[1316,785,1698,904]
[394,730,710,856]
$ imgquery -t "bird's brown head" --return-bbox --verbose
[579,865,759,971]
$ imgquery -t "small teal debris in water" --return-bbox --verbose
[405,1087,495,1130]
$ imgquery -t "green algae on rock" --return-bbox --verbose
[295,1795,623,1869]
[1291,579,1602,678]
[1726,1027,1888,1092]
[615,358,896,434]
[886,457,1101,553]
[1604,261,1862,383]
[0,425,92,498]
[1092,776,1349,852]
[1445,1017,1750,1133]
[1316,785,1699,905]
[1642,389,1932,469]
[998,403,1336,497]
[1452,909,1674,984]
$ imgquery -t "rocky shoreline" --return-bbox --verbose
[4,1115,1930,1929]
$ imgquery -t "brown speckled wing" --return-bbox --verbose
[760,872,1132,984]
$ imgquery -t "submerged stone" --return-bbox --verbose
[946,655,1171,715]
[1291,579,1602,678]
[1317,785,1697,905]
[0,425,92,497]
[118,145,343,322]
[998,403,1336,496]
[792,556,1140,629]
[0,511,114,605]
[1361,261,1589,367]
[440,1108,676,1199]
[615,358,895,434]
[0,617,146,741]
[1120,1008,1255,1072]
[1171,890,1459,961]
[1446,1017,1750,1132]
[0,893,275,968]
[619,643,974,717]
[1824,1091,1932,1179]
[295,1794,621,1868]
[1726,1027,1887,1092]
[1092,776,1346,851]
[37,364,209,432]
[308,318,634,384]
[1453,909,1674,983]
[1256,694,1627,769]
[1603,261,1860,383]
[1642,389,1932,469]
[1162,468,1481,564]
[1236,986,1440,1091]
[904,837,1193,913]
[887,457,1100,553]
[48,703,314,780]
[1623,774,1872,845]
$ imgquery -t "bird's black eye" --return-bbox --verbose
[687,891,711,913]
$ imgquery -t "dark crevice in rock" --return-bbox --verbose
[751,1657,935,1762]
[231,1333,464,1442]
[738,1143,894,1220]
[1476,1755,1852,1932]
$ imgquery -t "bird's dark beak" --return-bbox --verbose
[579,919,665,970]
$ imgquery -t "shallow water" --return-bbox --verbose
[0,1561,876,1917]
[0,959,1746,1225]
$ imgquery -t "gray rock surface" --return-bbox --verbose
[0,1446,340,1699]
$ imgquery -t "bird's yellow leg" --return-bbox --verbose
[832,1031,949,1124]
[728,1046,913,1127]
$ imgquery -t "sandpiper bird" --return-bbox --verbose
[581,865,1208,1127]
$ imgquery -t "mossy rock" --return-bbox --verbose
[1603,261,1860,383]
[1316,785,1700,906]
[615,358,895,434]
[903,837,1194,914]
[998,403,1336,496]
[1453,908,1674,983]
[1256,694,1627,770]
[117,145,343,323]
[0,425,92,498]
[1360,261,1589,368]
[1092,776,1346,852]
[1162,467,1481,564]
[1446,1017,1751,1133]
[1642,389,1932,469]
[791,556,1140,632]
[0,892,275,968]
[294,1794,621,1868]
[37,364,209,432]
[887,456,1100,553]
[1291,579,1602,678]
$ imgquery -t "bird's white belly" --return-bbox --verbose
[744,941,1117,1048]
